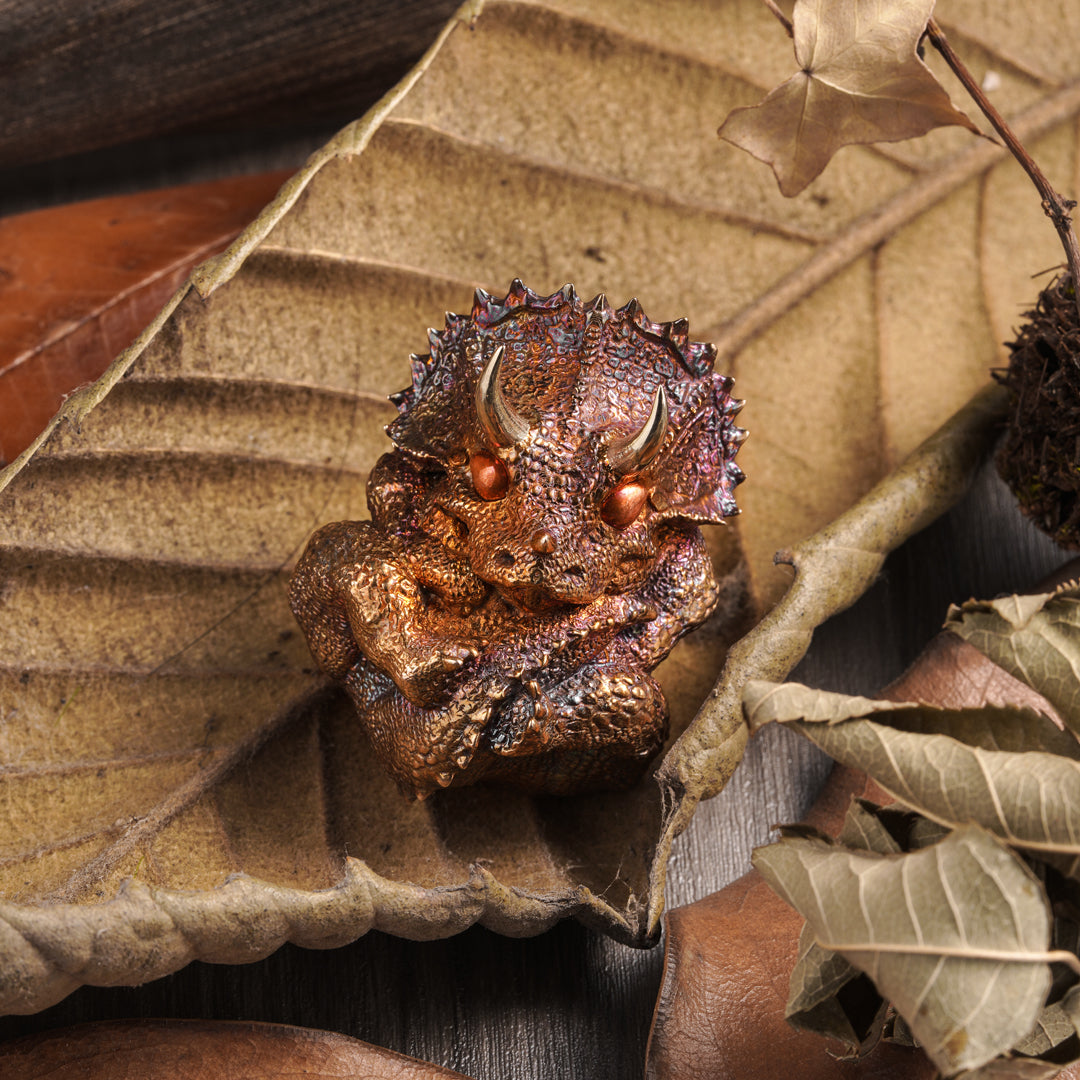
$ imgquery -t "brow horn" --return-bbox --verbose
[606,386,669,475]
[476,345,530,447]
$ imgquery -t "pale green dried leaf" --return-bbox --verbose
[947,585,1080,737]
[789,922,859,1012]
[786,922,866,1048]
[720,0,978,196]
[957,1060,1070,1079]
[753,826,1054,1075]
[786,800,911,1051]
[1012,986,1080,1057]
[838,798,903,853]
[745,680,1080,854]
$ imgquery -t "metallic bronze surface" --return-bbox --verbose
[289,281,746,799]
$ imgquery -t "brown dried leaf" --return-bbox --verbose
[743,664,1080,854]
[720,0,979,196]
[946,585,1080,735]
[0,1019,473,1079]
[4,0,1080,1011]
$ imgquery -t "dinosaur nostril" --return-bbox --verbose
[530,528,557,555]
[562,565,585,583]
[493,550,515,568]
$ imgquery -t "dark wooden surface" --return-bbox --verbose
[0,0,460,174]
[0,4,1070,1077]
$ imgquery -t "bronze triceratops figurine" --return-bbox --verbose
[289,281,745,799]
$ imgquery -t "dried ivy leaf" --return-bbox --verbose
[753,826,1054,1076]
[0,1019,473,1079]
[719,0,978,196]
[946,585,1080,736]
[4,0,1080,1011]
[745,680,1080,853]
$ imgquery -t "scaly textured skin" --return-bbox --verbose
[289,282,745,798]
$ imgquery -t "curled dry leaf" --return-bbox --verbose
[0,1019,473,1079]
[754,825,1055,1076]
[719,0,979,196]
[743,584,1080,1076]
[3,0,1080,1010]
[743,609,1080,855]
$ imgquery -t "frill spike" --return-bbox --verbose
[472,288,493,320]
[667,317,689,347]
[622,298,644,326]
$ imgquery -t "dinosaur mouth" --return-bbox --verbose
[497,582,583,615]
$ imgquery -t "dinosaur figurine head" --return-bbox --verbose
[387,280,745,613]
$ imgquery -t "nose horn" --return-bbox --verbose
[530,528,557,555]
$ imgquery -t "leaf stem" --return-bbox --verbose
[925,17,1080,319]
[759,0,793,38]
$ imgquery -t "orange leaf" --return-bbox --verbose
[0,171,291,466]
[0,1019,474,1079]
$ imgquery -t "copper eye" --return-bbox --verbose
[601,481,648,528]
[470,451,509,500]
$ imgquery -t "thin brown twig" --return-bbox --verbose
[926,17,1080,320]
[759,0,793,38]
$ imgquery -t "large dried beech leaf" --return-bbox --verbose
[719,0,978,195]
[2,0,1080,1010]
[753,827,1054,1075]
[0,1019,472,1079]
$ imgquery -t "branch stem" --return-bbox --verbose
[926,17,1080,318]
[759,0,793,38]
